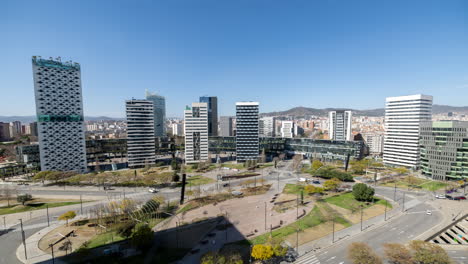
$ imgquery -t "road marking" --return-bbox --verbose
[399,231,405,234]
[391,227,396,231]
[326,256,336,262]
[293,253,320,264]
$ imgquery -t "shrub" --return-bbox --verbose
[17,194,32,205]
[131,223,154,250]
[352,183,375,202]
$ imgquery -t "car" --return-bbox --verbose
[426,210,432,215]
[312,180,320,184]
[148,188,158,193]
[284,254,296,263]
[222,183,230,187]
[435,194,446,199]
[446,195,454,200]
[454,196,466,200]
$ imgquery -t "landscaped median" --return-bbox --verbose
[0,199,86,215]
[379,176,451,191]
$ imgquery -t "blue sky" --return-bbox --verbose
[2,0,468,117]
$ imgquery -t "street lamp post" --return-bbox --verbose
[264,202,267,230]
[360,205,363,231]
[332,216,335,243]
[402,193,406,212]
[19,219,27,259]
[50,243,55,264]
[384,200,388,221]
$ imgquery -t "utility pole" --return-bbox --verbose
[50,244,55,264]
[384,200,388,221]
[19,219,27,260]
[264,202,267,230]
[80,195,83,214]
[360,205,363,231]
[46,204,50,227]
[332,216,335,243]
[402,193,405,212]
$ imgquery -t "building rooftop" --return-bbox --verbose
[32,56,80,70]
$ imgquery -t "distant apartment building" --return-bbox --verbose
[184,102,209,163]
[259,117,276,137]
[0,122,11,142]
[10,121,22,137]
[21,124,31,135]
[200,96,218,136]
[420,121,468,181]
[30,122,38,137]
[172,123,184,136]
[329,111,352,141]
[364,134,384,155]
[236,102,259,162]
[145,90,166,137]
[383,94,433,168]
[125,99,156,168]
[281,121,295,138]
[32,56,87,172]
[219,116,233,137]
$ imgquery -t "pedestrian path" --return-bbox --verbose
[294,253,320,264]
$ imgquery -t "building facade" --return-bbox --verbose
[184,102,209,163]
[281,121,295,138]
[328,111,352,141]
[259,117,276,137]
[383,94,433,168]
[200,96,218,136]
[364,134,384,155]
[32,56,87,172]
[145,90,166,137]
[172,123,184,136]
[0,122,11,142]
[236,102,259,162]
[219,116,233,137]
[420,121,468,181]
[125,99,156,168]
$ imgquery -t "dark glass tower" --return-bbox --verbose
[199,96,218,136]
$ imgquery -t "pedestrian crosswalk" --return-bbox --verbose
[294,253,320,264]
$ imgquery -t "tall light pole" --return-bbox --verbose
[332,216,335,243]
[264,202,267,230]
[360,205,363,231]
[384,200,388,221]
[402,193,406,212]
[19,219,27,259]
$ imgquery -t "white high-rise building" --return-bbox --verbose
[32,56,87,172]
[145,90,166,137]
[281,121,295,138]
[126,100,156,168]
[328,111,352,141]
[219,116,233,137]
[236,102,259,162]
[383,94,433,168]
[172,123,184,136]
[259,117,276,137]
[184,103,209,163]
[364,134,384,155]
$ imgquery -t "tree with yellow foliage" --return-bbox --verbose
[251,244,274,261]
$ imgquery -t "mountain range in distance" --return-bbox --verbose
[1,104,468,123]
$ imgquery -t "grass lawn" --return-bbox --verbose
[324,192,392,211]
[0,201,84,215]
[221,163,244,170]
[186,175,215,187]
[283,183,305,195]
[420,181,448,191]
[86,231,125,249]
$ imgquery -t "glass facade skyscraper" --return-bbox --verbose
[199,96,218,136]
[146,91,166,137]
[236,102,259,162]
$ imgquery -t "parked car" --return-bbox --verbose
[454,196,466,200]
[426,210,432,215]
[148,188,158,193]
[446,195,454,200]
[435,194,446,199]
[312,180,321,184]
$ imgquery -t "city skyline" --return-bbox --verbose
[2,1,468,117]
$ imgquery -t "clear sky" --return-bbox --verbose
[2,0,468,118]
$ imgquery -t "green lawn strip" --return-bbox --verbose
[186,175,215,187]
[324,192,392,211]
[420,181,447,191]
[176,203,195,214]
[221,163,244,170]
[250,205,325,245]
[0,201,83,215]
[86,231,125,249]
[282,183,305,195]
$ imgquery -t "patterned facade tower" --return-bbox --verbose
[32,56,87,172]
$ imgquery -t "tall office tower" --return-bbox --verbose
[328,110,352,141]
[364,133,384,155]
[420,121,468,181]
[22,124,31,135]
[126,100,156,168]
[259,117,276,137]
[199,96,218,136]
[32,56,87,172]
[10,121,22,137]
[145,90,166,137]
[281,121,295,138]
[0,122,11,142]
[184,102,209,163]
[236,102,259,162]
[383,94,433,168]
[172,123,184,136]
[219,116,233,137]
[30,122,38,137]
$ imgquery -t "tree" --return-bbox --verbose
[172,171,180,182]
[383,243,413,264]
[58,211,76,226]
[311,160,324,171]
[352,183,375,202]
[251,244,274,261]
[131,223,154,250]
[323,178,341,191]
[116,222,135,239]
[272,244,287,257]
[347,242,382,264]
[171,158,178,171]
[16,193,32,205]
[2,185,15,206]
[409,240,452,264]
[273,157,279,168]
[292,154,303,172]
[350,160,366,175]
[260,149,267,163]
[394,167,409,175]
